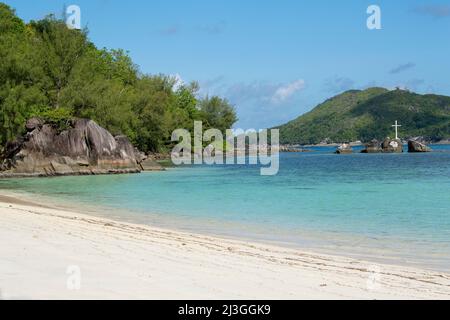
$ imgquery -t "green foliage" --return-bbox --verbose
[198,96,238,133]
[276,88,450,144]
[132,75,176,152]
[0,84,45,143]
[31,107,73,131]
[0,3,238,152]
[0,3,25,34]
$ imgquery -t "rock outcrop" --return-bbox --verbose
[408,136,429,144]
[280,145,312,153]
[139,158,166,171]
[408,140,432,153]
[381,138,403,153]
[361,140,382,153]
[0,118,149,177]
[361,138,403,153]
[335,143,353,154]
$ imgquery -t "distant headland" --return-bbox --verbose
[276,87,450,146]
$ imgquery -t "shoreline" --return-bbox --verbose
[301,142,450,148]
[3,188,448,274]
[0,193,449,299]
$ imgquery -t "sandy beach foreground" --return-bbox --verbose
[0,195,449,300]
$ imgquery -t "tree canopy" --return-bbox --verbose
[0,3,237,152]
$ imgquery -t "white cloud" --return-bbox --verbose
[389,62,416,74]
[414,5,450,18]
[271,79,305,104]
[213,79,306,107]
[159,25,180,36]
[225,81,275,103]
[197,21,227,35]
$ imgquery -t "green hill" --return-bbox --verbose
[276,87,450,145]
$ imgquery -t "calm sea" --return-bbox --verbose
[2,145,450,271]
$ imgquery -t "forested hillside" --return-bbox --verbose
[0,3,237,152]
[276,87,450,145]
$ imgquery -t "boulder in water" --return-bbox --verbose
[361,139,382,153]
[335,143,353,154]
[408,140,432,153]
[381,138,403,153]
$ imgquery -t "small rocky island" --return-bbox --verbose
[0,118,163,178]
[361,137,404,153]
[408,140,432,153]
[335,143,353,154]
[336,121,433,154]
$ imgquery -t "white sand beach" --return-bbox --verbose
[0,194,449,300]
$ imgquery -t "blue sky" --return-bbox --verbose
[4,0,450,129]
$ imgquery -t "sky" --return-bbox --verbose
[4,0,450,129]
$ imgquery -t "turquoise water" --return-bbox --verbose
[1,145,450,271]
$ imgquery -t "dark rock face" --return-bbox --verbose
[381,138,403,153]
[361,140,382,153]
[0,118,143,177]
[408,140,432,153]
[408,136,429,144]
[335,144,353,154]
[280,145,312,153]
[25,118,43,132]
[361,138,403,153]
